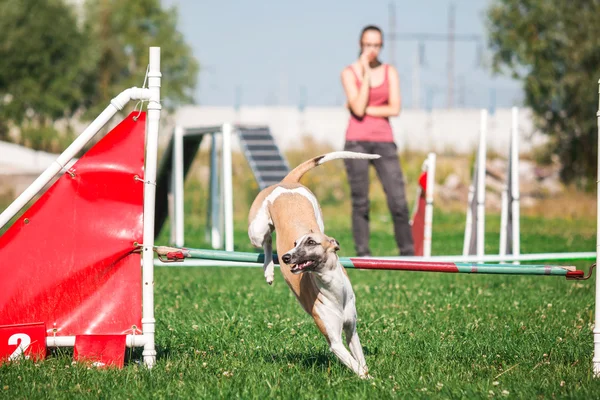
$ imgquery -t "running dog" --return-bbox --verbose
[248,151,379,378]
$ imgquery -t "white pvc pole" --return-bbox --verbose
[499,188,508,261]
[173,126,185,247]
[210,133,222,249]
[423,153,436,257]
[476,109,487,262]
[47,335,147,348]
[463,181,474,255]
[0,87,151,231]
[371,251,596,263]
[511,106,521,265]
[141,47,161,369]
[593,78,600,377]
[222,123,234,252]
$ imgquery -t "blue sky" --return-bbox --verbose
[162,0,523,109]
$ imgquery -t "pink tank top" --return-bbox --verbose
[345,64,394,142]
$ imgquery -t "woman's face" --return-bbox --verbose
[360,30,383,61]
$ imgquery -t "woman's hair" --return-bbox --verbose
[360,25,384,48]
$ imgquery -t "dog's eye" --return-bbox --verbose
[293,241,297,247]
[307,239,316,246]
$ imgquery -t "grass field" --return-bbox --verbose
[1,145,599,399]
[1,206,598,399]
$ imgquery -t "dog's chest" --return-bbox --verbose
[315,269,354,311]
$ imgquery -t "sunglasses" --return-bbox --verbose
[361,42,382,49]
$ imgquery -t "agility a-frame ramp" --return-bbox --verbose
[0,48,162,368]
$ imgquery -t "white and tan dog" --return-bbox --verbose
[248,151,379,378]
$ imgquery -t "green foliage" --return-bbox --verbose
[487,0,600,187]
[18,125,75,153]
[0,0,92,123]
[82,0,199,118]
[0,0,198,152]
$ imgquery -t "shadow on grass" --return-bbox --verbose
[258,345,376,370]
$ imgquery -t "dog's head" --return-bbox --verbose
[281,232,340,274]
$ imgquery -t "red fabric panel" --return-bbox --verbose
[411,196,426,256]
[0,112,145,337]
[74,334,126,368]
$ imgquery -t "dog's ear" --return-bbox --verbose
[328,237,340,252]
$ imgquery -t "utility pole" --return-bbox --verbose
[447,3,455,108]
[386,2,481,110]
[412,51,420,109]
[388,1,396,67]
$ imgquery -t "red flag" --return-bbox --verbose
[0,322,47,364]
[74,335,126,368]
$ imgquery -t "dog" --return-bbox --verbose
[247,151,379,378]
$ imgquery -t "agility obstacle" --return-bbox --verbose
[0,47,162,368]
[0,45,599,378]
[462,107,595,263]
[410,152,436,257]
[155,247,588,279]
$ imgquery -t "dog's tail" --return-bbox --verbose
[281,151,381,184]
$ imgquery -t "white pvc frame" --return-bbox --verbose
[593,79,600,377]
[423,153,436,257]
[476,109,488,262]
[500,107,521,264]
[463,110,487,260]
[170,124,234,251]
[0,47,161,368]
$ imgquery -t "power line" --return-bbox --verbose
[386,2,482,109]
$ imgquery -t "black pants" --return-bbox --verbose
[343,141,414,256]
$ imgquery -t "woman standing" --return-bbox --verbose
[341,24,414,257]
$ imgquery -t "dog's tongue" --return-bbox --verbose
[293,260,313,271]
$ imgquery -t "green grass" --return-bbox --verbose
[1,209,598,399]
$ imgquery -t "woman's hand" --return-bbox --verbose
[359,50,372,78]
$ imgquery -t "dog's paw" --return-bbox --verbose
[265,274,274,285]
[358,367,372,380]
[359,372,373,380]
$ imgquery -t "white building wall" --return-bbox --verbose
[170,106,545,155]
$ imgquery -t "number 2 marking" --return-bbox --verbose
[8,334,31,361]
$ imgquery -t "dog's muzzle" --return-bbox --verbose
[283,253,316,274]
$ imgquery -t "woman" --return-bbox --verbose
[341,24,414,257]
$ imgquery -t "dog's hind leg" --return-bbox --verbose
[261,231,275,285]
[249,210,275,285]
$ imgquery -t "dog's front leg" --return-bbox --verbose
[315,305,365,378]
[329,339,364,378]
[344,324,369,378]
[262,231,275,285]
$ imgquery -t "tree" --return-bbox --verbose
[82,0,199,118]
[0,0,92,125]
[487,0,600,186]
